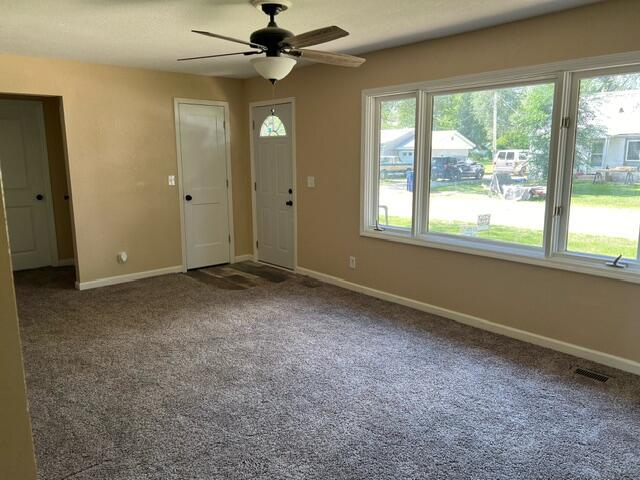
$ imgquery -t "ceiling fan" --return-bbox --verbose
[179,0,366,83]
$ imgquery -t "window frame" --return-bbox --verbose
[365,92,419,235]
[625,139,640,166]
[555,64,640,274]
[416,77,563,256]
[589,138,606,167]
[361,52,640,284]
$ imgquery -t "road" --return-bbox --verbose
[379,182,640,240]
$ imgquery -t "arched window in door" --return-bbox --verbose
[260,115,287,137]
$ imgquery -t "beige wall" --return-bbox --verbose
[0,179,37,479]
[0,55,253,283]
[244,0,640,364]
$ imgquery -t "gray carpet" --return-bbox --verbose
[14,264,640,480]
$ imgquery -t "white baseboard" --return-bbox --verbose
[233,254,254,263]
[295,266,640,376]
[76,265,183,291]
[56,258,75,267]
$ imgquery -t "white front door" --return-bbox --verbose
[252,103,294,270]
[0,100,55,271]
[177,102,231,269]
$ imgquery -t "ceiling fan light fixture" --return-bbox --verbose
[251,56,296,82]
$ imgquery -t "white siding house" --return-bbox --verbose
[380,129,475,162]
[586,90,640,169]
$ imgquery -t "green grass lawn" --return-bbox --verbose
[430,181,489,194]
[379,215,637,258]
[425,178,639,209]
[570,181,640,209]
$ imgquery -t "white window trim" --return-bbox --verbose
[361,50,640,285]
[368,92,418,232]
[625,139,640,164]
[555,64,640,272]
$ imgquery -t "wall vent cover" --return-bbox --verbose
[575,367,610,383]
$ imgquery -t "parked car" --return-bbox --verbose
[493,149,529,176]
[431,156,485,181]
[380,156,413,179]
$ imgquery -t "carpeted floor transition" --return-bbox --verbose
[14,263,640,480]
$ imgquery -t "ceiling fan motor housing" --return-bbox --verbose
[250,26,293,57]
[250,1,294,57]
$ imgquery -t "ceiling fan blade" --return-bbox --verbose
[192,30,265,50]
[178,51,261,61]
[290,49,365,68]
[280,26,349,48]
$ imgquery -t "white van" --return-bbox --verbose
[493,149,529,176]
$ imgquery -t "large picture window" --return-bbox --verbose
[426,82,555,249]
[361,58,640,283]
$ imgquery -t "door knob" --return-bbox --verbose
[36,194,44,201]
[286,200,293,206]
[185,195,192,201]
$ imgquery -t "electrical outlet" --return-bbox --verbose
[349,256,356,269]
[117,251,128,264]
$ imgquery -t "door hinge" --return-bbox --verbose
[254,182,257,191]
[226,179,229,188]
[554,205,563,216]
[256,240,259,249]
[252,120,255,131]
[228,234,231,243]
[223,120,226,130]
[561,116,571,128]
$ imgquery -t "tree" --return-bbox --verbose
[380,98,416,129]
[506,84,555,180]
[434,93,489,149]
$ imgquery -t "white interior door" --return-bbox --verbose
[253,103,294,270]
[0,100,55,271]
[178,102,231,269]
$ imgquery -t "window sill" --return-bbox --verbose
[360,229,640,285]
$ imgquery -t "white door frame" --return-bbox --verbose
[0,99,59,268]
[249,97,297,270]
[35,102,60,266]
[173,98,235,272]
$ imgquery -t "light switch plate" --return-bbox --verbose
[307,176,316,188]
[168,175,176,186]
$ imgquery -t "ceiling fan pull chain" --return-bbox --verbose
[271,82,278,115]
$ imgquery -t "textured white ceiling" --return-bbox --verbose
[0,0,601,78]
